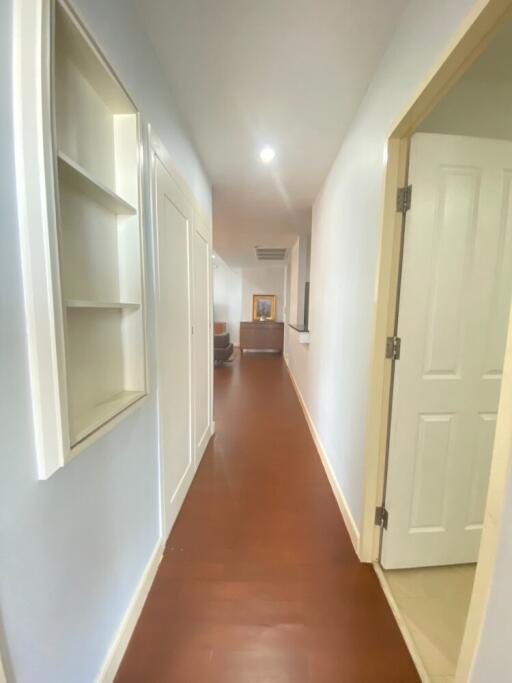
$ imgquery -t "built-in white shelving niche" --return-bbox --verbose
[14,0,147,478]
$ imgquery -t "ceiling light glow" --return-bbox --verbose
[260,146,276,164]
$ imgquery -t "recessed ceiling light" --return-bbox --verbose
[259,146,276,164]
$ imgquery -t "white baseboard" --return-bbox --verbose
[165,461,196,539]
[373,563,430,682]
[285,358,360,555]
[197,424,211,461]
[95,539,164,683]
[195,422,215,469]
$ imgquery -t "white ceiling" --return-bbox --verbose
[137,0,408,267]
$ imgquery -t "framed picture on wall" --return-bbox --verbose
[252,294,277,321]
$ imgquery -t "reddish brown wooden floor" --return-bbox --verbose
[116,352,419,682]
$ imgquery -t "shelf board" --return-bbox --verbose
[66,299,140,310]
[71,390,145,446]
[57,152,137,215]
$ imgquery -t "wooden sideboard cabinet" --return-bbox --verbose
[240,321,284,353]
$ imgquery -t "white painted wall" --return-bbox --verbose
[3,0,510,680]
[213,254,242,345]
[285,0,512,677]
[0,1,211,681]
[213,259,285,342]
[287,0,484,533]
[241,266,286,322]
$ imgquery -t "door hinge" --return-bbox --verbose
[385,335,401,360]
[375,505,389,530]
[396,184,412,214]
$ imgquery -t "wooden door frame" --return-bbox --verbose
[358,0,512,679]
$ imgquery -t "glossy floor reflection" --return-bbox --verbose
[116,352,419,682]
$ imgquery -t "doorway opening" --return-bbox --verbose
[361,5,512,682]
[381,125,512,678]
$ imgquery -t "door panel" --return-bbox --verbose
[382,133,512,569]
[409,413,453,531]
[193,229,211,462]
[422,168,479,377]
[155,158,193,536]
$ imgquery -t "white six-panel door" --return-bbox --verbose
[155,157,194,536]
[381,133,512,569]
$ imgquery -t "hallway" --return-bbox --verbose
[116,353,418,682]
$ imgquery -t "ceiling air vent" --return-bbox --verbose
[255,247,287,261]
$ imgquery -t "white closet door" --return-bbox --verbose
[155,158,193,536]
[382,133,512,569]
[192,229,211,463]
